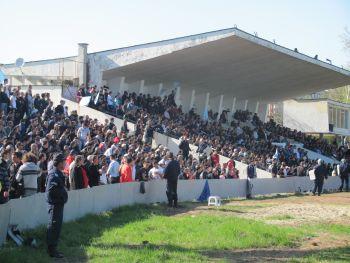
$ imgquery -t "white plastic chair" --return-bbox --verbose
[208,196,221,206]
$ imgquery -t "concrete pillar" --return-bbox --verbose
[230,97,237,121]
[205,93,210,110]
[244,99,248,110]
[231,97,236,113]
[119,76,126,93]
[175,85,181,105]
[77,43,88,86]
[264,104,269,122]
[255,101,260,113]
[217,94,224,121]
[158,83,163,96]
[203,92,210,119]
[189,90,195,110]
[139,80,145,94]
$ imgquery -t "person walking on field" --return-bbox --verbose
[164,152,180,208]
[339,159,349,192]
[46,153,68,258]
[313,159,328,196]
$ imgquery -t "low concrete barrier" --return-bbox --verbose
[0,203,10,246]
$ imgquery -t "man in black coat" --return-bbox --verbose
[313,159,328,196]
[46,153,68,258]
[339,159,349,192]
[164,152,180,208]
[179,136,190,160]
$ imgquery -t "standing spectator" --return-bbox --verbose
[54,100,65,115]
[77,121,90,149]
[120,157,133,183]
[86,155,100,187]
[0,85,10,115]
[338,158,349,192]
[38,153,48,193]
[164,152,180,208]
[70,155,85,190]
[9,151,23,199]
[179,136,190,160]
[0,150,10,204]
[15,152,41,197]
[148,161,163,180]
[106,154,120,184]
[46,153,68,258]
[313,159,328,196]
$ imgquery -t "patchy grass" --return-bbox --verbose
[266,214,295,221]
[291,247,350,263]
[0,204,306,263]
[2,194,350,263]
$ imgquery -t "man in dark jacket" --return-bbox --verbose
[46,153,68,258]
[0,152,10,204]
[164,152,180,208]
[313,159,328,196]
[179,136,190,160]
[339,159,349,192]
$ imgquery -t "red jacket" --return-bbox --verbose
[120,164,133,183]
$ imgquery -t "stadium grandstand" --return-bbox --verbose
[1,27,350,249]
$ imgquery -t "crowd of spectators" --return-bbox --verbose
[82,85,342,178]
[0,82,344,204]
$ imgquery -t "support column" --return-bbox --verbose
[139,80,145,94]
[175,85,181,106]
[119,76,126,94]
[217,95,224,121]
[264,104,269,122]
[77,43,88,86]
[203,92,210,120]
[189,89,195,110]
[158,83,163,96]
[244,99,248,110]
[255,101,260,113]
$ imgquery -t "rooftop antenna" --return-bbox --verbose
[15,57,25,85]
[326,59,332,64]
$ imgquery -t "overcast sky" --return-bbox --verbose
[1,0,349,68]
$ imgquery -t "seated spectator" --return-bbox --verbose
[16,152,41,197]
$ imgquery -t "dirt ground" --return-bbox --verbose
[174,193,350,262]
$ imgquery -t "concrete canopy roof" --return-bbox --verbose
[102,28,350,102]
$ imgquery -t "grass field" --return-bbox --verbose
[1,193,350,262]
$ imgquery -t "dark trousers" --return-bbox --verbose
[313,178,324,196]
[339,175,349,191]
[166,180,178,206]
[110,177,120,184]
[47,204,64,250]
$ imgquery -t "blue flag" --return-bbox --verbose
[197,180,211,202]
